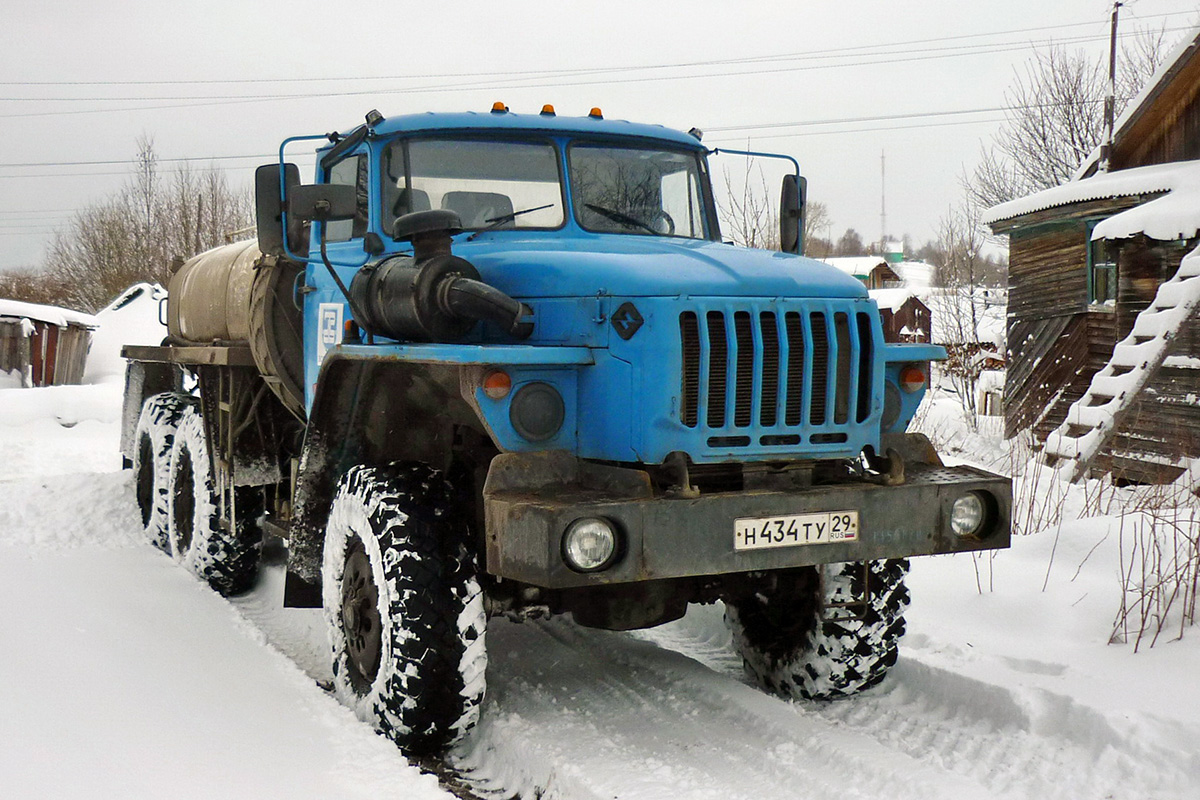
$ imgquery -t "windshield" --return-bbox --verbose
[569,143,711,239]
[382,138,565,235]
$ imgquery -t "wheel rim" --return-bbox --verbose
[341,538,382,690]
[136,433,153,527]
[173,448,195,557]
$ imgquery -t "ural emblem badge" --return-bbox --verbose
[611,302,644,340]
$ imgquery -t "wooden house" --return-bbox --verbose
[985,26,1200,483]
[870,288,932,344]
[0,299,98,388]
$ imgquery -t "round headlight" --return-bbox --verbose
[882,381,902,430]
[950,492,986,537]
[510,382,564,442]
[562,517,619,572]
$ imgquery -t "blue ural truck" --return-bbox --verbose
[122,106,1011,755]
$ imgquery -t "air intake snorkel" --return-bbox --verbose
[348,209,534,342]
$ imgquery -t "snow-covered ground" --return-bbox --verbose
[1,301,1198,799]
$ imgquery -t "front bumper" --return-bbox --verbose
[483,451,1011,589]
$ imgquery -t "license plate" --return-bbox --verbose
[734,511,859,551]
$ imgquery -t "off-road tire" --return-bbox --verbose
[132,392,196,552]
[322,463,487,756]
[726,559,910,700]
[166,408,263,596]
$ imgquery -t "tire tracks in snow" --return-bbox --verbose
[235,567,1198,800]
[454,616,992,800]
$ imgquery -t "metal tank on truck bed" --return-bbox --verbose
[120,105,1011,756]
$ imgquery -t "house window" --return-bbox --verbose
[1088,231,1117,305]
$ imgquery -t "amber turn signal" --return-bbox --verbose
[899,365,926,393]
[483,370,512,399]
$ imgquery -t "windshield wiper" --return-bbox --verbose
[584,203,662,236]
[466,204,553,240]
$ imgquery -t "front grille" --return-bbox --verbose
[679,305,874,445]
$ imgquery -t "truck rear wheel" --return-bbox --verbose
[133,392,195,552]
[166,409,263,596]
[725,559,910,700]
[322,463,486,755]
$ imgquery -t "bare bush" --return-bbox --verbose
[1111,507,1199,651]
[968,32,1168,209]
[42,136,251,312]
[719,162,780,251]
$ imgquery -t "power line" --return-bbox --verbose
[0,24,1190,121]
[0,9,1190,90]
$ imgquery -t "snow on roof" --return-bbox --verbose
[0,298,99,329]
[84,283,168,383]
[1091,170,1200,241]
[893,260,935,289]
[820,256,889,278]
[869,287,918,312]
[984,159,1200,228]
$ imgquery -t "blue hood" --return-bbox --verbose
[454,233,867,300]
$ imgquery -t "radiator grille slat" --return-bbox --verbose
[733,311,754,427]
[759,312,779,427]
[809,312,829,425]
[705,311,728,428]
[833,311,852,425]
[680,312,700,427]
[784,312,804,425]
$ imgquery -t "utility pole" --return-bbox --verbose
[1099,1,1122,173]
[880,150,886,253]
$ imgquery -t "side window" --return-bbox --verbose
[1088,227,1117,305]
[661,169,704,238]
[325,155,368,242]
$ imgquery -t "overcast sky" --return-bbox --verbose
[1,0,1197,273]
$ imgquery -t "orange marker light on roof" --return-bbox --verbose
[588,107,603,119]
[491,101,508,113]
[483,370,512,399]
[541,104,556,116]
[899,365,926,393]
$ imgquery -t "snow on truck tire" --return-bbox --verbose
[322,463,487,756]
[165,408,263,596]
[133,392,196,552]
[726,559,910,700]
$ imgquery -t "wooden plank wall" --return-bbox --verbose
[0,320,23,375]
[1007,223,1089,322]
[54,326,90,385]
[1004,222,1092,439]
[0,319,92,386]
[1113,48,1200,170]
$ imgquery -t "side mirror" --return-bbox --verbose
[288,183,358,223]
[780,174,806,255]
[255,163,300,257]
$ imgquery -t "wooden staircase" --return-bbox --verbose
[1044,246,1200,482]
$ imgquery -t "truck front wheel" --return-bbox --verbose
[725,559,910,700]
[132,392,195,552]
[166,409,263,596]
[322,463,487,755]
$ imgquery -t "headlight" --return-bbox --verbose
[510,382,564,442]
[950,492,987,537]
[882,381,901,430]
[562,517,619,572]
